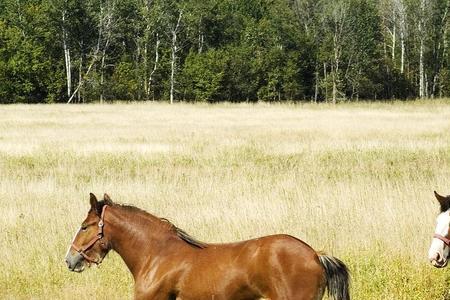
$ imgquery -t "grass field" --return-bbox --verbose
[1,101,450,299]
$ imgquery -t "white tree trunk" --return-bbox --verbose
[77,56,82,103]
[418,0,425,99]
[170,11,182,105]
[62,10,72,98]
[400,33,405,73]
[392,23,396,62]
[332,18,340,104]
[68,54,98,104]
[419,36,424,98]
[143,41,148,97]
[64,46,72,98]
[324,62,328,102]
[396,0,407,74]
[198,34,204,54]
[314,66,319,103]
[170,36,176,105]
[99,2,114,103]
[100,53,106,103]
[148,33,160,100]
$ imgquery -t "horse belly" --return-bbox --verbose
[176,274,263,300]
[176,295,272,300]
[176,294,265,300]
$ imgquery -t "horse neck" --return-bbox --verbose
[105,206,179,279]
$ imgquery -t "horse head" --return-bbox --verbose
[429,191,450,268]
[65,193,113,272]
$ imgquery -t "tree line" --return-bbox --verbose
[0,0,449,103]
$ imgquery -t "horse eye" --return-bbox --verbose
[81,225,88,231]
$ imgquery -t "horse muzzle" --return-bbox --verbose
[429,252,448,268]
[65,252,86,272]
[431,259,447,268]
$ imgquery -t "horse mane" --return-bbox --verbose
[100,201,208,249]
[160,218,208,249]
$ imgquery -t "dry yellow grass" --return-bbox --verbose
[1,101,450,299]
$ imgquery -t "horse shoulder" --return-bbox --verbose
[134,250,196,299]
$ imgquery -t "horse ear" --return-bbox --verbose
[90,193,98,208]
[434,191,450,212]
[104,193,113,205]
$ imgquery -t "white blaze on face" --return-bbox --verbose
[429,210,450,266]
[65,227,81,258]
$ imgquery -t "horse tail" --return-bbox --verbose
[318,255,350,300]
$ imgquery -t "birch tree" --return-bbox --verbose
[293,0,324,102]
[379,0,397,66]
[134,0,161,100]
[393,0,407,74]
[61,5,72,98]
[98,0,116,103]
[67,0,117,103]
[344,0,383,100]
[168,10,183,104]
[144,1,162,100]
[148,33,160,100]
[418,0,428,98]
[429,0,450,97]
[322,0,351,103]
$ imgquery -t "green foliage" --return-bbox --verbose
[111,60,140,100]
[0,0,449,102]
[0,1,62,103]
[182,50,226,101]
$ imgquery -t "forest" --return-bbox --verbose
[0,0,449,103]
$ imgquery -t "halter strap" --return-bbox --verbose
[433,234,450,247]
[72,205,108,264]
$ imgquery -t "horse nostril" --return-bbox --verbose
[436,253,441,262]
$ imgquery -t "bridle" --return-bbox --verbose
[434,234,450,247]
[72,205,108,265]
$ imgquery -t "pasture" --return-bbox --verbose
[1,101,450,299]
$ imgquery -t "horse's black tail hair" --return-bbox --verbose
[318,255,350,300]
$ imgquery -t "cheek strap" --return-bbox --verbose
[434,234,450,247]
[71,205,108,264]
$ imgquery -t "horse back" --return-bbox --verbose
[177,234,325,299]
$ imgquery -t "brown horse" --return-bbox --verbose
[65,193,350,300]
